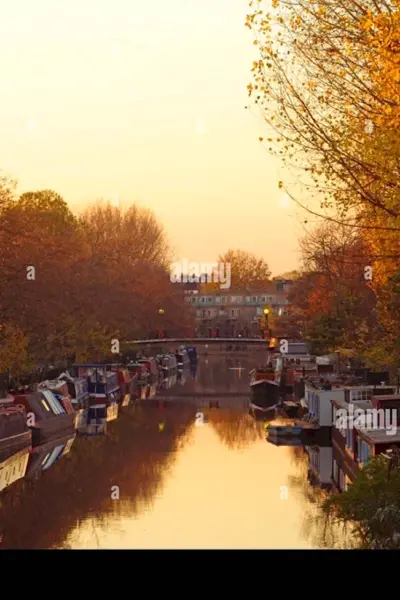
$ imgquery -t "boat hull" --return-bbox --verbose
[250,379,280,408]
[30,414,75,446]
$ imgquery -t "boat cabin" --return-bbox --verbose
[37,379,75,415]
[137,357,159,381]
[59,372,89,406]
[12,390,75,445]
[0,403,32,455]
[75,364,120,401]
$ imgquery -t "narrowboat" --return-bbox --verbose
[59,371,90,407]
[127,361,150,387]
[175,347,190,369]
[12,389,75,445]
[137,357,159,384]
[58,372,90,429]
[37,379,76,417]
[157,353,178,378]
[25,431,76,480]
[100,364,137,407]
[75,364,121,404]
[0,402,32,455]
[249,367,280,409]
[116,368,137,407]
[186,346,198,365]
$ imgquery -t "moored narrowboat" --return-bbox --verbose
[75,364,121,404]
[157,353,178,378]
[175,347,190,369]
[0,402,32,455]
[137,357,159,384]
[37,379,75,416]
[12,389,75,445]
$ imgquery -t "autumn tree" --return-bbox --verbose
[289,222,376,353]
[218,249,271,290]
[247,1,400,233]
[0,189,194,375]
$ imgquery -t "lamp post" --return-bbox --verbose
[263,308,270,339]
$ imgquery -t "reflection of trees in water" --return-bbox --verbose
[207,410,265,450]
[0,406,194,549]
[287,458,356,549]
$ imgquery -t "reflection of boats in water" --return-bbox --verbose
[249,403,276,421]
[0,445,31,492]
[25,432,76,480]
[145,383,158,398]
[159,374,178,391]
[267,435,304,446]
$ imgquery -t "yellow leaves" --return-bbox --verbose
[278,181,283,189]
[247,83,253,96]
[259,137,264,142]
[272,0,279,7]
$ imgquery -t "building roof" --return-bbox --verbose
[372,394,400,402]
[356,427,400,445]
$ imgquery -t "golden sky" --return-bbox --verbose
[0,0,303,274]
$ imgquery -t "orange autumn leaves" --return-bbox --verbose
[0,187,194,374]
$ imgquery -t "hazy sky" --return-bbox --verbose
[0,0,303,275]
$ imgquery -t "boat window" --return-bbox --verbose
[41,398,51,412]
[42,390,65,415]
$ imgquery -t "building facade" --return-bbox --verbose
[184,280,294,337]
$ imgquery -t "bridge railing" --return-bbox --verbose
[126,338,272,345]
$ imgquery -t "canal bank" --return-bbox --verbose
[0,356,352,549]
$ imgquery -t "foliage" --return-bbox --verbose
[0,185,194,377]
[323,455,400,549]
[218,249,271,290]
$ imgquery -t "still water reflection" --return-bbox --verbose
[0,356,350,549]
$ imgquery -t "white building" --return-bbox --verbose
[304,383,396,427]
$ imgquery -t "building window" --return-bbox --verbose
[358,440,371,465]
[346,428,353,452]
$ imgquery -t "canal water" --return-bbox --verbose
[0,355,352,549]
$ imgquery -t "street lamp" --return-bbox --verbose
[158,308,165,315]
[263,308,270,339]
